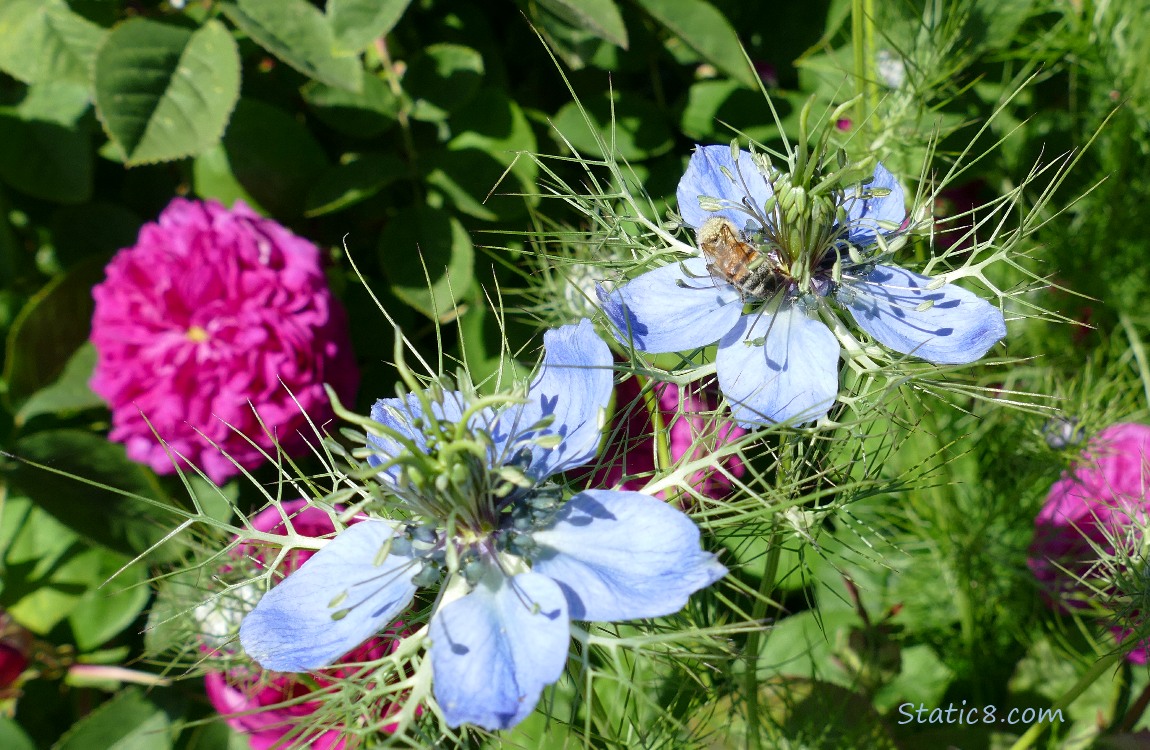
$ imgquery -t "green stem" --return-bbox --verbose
[850,0,878,135]
[743,525,782,750]
[1009,652,1122,750]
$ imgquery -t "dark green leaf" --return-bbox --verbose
[634,0,757,88]
[0,0,105,87]
[0,112,92,204]
[423,148,524,222]
[15,343,104,426]
[223,0,362,91]
[537,0,628,48]
[327,0,413,54]
[551,93,673,160]
[49,201,142,268]
[3,259,104,410]
[379,206,474,322]
[10,430,175,562]
[68,553,149,651]
[93,18,241,165]
[302,75,399,138]
[405,44,485,122]
[199,98,330,218]
[52,688,173,750]
[305,152,407,217]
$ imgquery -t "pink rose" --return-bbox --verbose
[205,500,408,748]
[0,610,29,692]
[585,378,745,500]
[1028,423,1150,662]
[90,199,359,484]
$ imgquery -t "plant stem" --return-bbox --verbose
[1009,652,1122,750]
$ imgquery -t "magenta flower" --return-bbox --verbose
[586,378,745,500]
[205,500,408,749]
[1028,423,1150,662]
[0,610,29,693]
[90,199,358,483]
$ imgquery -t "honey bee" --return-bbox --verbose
[695,217,782,299]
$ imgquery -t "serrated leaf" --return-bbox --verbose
[305,152,406,217]
[405,44,485,122]
[634,0,756,88]
[52,688,172,750]
[0,0,105,86]
[94,18,240,165]
[223,0,362,91]
[537,0,628,48]
[379,206,475,322]
[327,0,413,54]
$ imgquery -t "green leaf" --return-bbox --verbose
[537,0,628,48]
[0,112,92,204]
[378,206,475,322]
[405,43,485,122]
[5,545,99,634]
[223,0,362,91]
[93,18,240,165]
[302,75,399,138]
[195,98,330,218]
[10,430,174,562]
[680,79,793,144]
[550,93,673,160]
[3,259,104,410]
[327,0,413,54]
[15,343,104,426]
[17,80,92,127]
[633,0,757,88]
[49,201,142,269]
[304,152,406,217]
[422,148,524,222]
[68,553,149,651]
[0,0,105,86]
[52,688,173,750]
[0,718,35,750]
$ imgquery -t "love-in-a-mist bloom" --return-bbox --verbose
[599,145,1007,426]
[90,199,359,484]
[239,320,726,730]
[203,500,405,749]
[1028,423,1150,662]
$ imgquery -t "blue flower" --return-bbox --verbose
[238,320,727,730]
[600,145,1007,427]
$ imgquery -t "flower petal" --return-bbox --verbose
[599,257,743,354]
[841,264,1006,364]
[844,162,905,247]
[531,490,726,621]
[239,521,418,672]
[430,571,568,730]
[716,306,840,426]
[676,144,774,230]
[368,391,472,481]
[493,319,613,479]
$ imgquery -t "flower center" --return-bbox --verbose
[186,325,209,342]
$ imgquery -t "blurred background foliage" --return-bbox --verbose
[1,0,1150,747]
